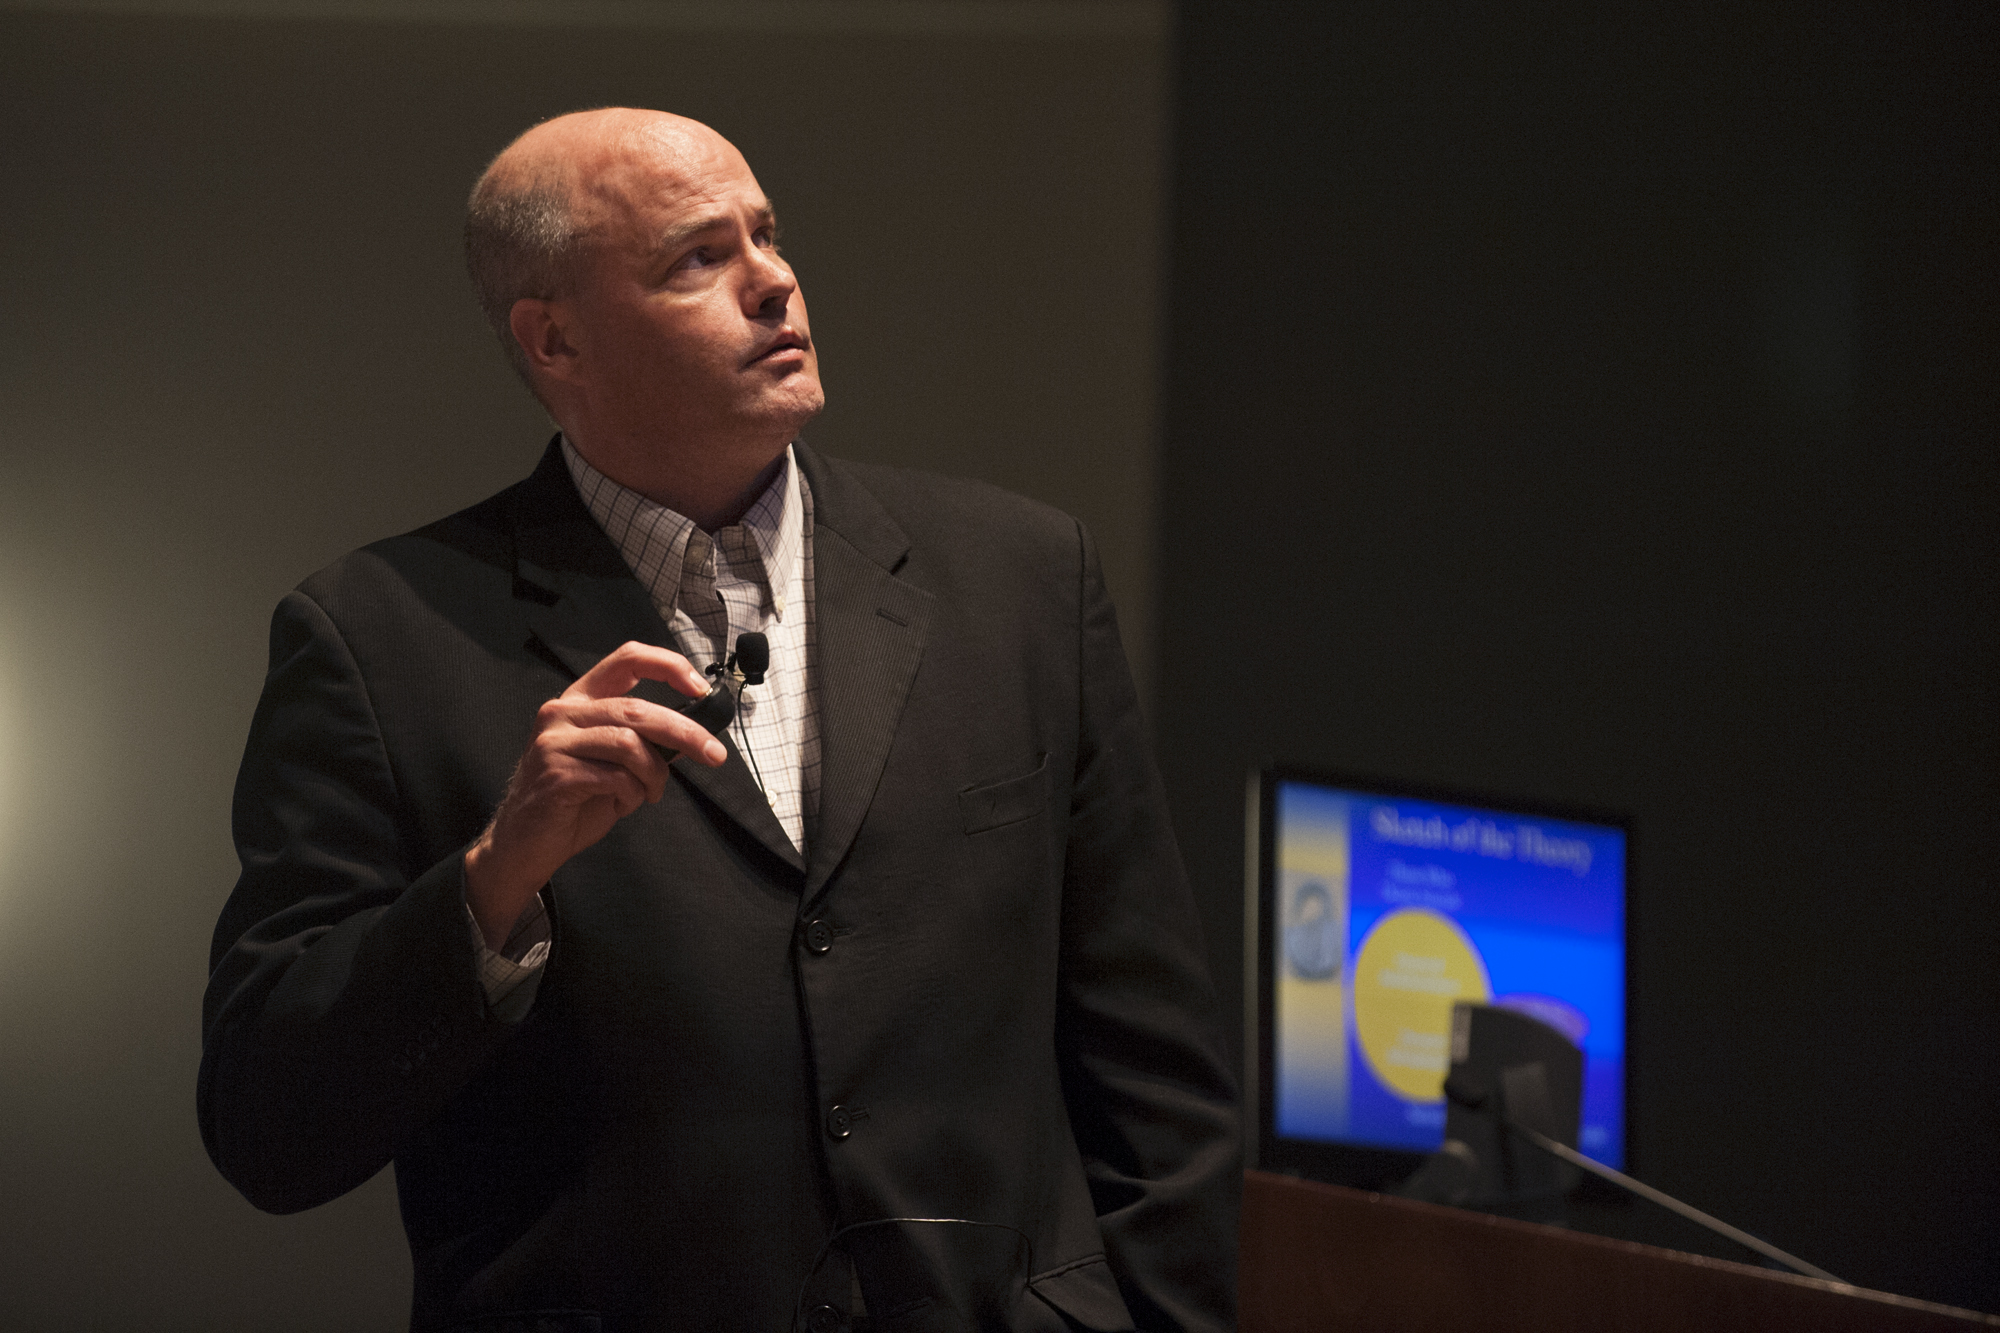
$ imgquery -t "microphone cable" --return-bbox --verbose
[735,700,769,796]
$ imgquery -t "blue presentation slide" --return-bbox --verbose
[1274,781,1626,1167]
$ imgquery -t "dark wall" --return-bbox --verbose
[1159,1,1995,1313]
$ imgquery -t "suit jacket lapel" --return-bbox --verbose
[508,439,804,874]
[796,445,935,901]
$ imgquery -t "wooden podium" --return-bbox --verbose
[1239,1169,1999,1331]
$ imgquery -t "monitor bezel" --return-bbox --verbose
[1248,764,1637,1191]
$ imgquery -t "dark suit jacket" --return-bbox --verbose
[199,441,1239,1333]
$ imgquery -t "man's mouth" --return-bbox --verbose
[750,331,810,365]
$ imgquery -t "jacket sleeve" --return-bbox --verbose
[198,589,519,1214]
[1055,522,1242,1332]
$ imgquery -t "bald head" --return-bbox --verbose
[497,108,739,204]
[465,109,744,390]
[464,107,822,526]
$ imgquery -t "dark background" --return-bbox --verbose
[0,0,1991,1324]
[1160,0,1997,1315]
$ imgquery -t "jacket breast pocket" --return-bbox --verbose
[958,753,1049,835]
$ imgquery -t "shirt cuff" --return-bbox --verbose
[466,893,551,1023]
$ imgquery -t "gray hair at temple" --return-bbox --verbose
[464,162,580,393]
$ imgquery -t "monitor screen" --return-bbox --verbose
[1250,770,1630,1187]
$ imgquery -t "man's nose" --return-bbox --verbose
[744,246,796,318]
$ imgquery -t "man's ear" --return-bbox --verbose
[509,297,584,385]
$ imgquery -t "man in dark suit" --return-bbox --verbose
[200,108,1237,1332]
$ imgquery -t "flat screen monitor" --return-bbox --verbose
[1248,769,1631,1189]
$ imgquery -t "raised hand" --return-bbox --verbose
[463,641,727,946]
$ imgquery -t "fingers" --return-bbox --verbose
[559,724,688,803]
[553,643,725,767]
[542,694,727,769]
[564,640,710,704]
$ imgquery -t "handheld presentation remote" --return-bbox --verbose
[625,632,769,753]
[627,675,737,744]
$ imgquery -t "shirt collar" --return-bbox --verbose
[561,436,803,621]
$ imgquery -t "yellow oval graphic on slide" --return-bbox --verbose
[1352,908,1492,1101]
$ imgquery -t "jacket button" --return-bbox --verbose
[804,919,835,954]
[826,1104,853,1140]
[807,1304,847,1333]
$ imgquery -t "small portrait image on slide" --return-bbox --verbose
[1285,879,1345,981]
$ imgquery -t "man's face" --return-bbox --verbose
[560,125,823,464]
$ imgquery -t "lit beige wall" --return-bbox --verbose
[0,4,1167,1325]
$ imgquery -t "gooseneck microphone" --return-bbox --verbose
[1441,1075,1843,1282]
